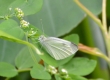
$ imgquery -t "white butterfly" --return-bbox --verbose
[38,35,78,60]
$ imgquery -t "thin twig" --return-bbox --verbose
[78,43,110,64]
[102,0,107,33]
[5,78,10,80]
[74,0,103,30]
[18,68,31,72]
[102,0,110,59]
[25,33,41,68]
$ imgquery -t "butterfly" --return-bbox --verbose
[38,35,78,60]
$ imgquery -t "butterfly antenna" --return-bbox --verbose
[40,19,45,35]
[39,19,44,53]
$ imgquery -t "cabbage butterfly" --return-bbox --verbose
[38,35,78,60]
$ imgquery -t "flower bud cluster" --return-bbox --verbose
[15,8,24,19]
[20,20,30,28]
[15,8,37,37]
[47,65,57,74]
[28,28,37,37]
[60,68,70,79]
[15,8,29,28]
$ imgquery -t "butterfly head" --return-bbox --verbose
[38,35,47,42]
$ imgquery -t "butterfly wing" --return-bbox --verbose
[40,37,78,60]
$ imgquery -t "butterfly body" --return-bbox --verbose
[38,35,78,60]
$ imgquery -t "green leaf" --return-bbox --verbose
[56,56,74,67]
[10,0,43,16]
[0,39,24,64]
[15,46,40,69]
[0,0,43,16]
[39,50,58,66]
[0,62,18,77]
[0,19,24,39]
[28,0,102,36]
[0,30,42,57]
[79,0,102,15]
[0,0,15,16]
[64,34,79,45]
[69,74,87,80]
[30,64,51,79]
[0,19,24,64]
[60,57,97,76]
[55,75,62,80]
[40,51,73,67]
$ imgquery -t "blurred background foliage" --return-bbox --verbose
[0,0,110,80]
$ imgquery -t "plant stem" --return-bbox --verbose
[102,0,110,60]
[18,68,31,72]
[102,0,107,32]
[79,43,110,66]
[5,78,10,80]
[25,34,41,68]
[74,0,103,30]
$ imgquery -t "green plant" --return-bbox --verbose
[0,0,109,80]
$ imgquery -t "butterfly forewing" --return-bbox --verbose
[39,35,78,60]
[40,41,68,60]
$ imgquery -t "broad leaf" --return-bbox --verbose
[55,75,62,80]
[15,46,40,69]
[0,39,24,64]
[64,34,79,45]
[0,0,43,16]
[0,30,42,63]
[60,57,97,76]
[28,0,102,36]
[69,74,87,80]
[30,64,51,79]
[0,0,15,16]
[0,62,18,77]
[0,19,24,39]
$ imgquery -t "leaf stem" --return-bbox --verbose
[25,33,41,68]
[17,68,31,72]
